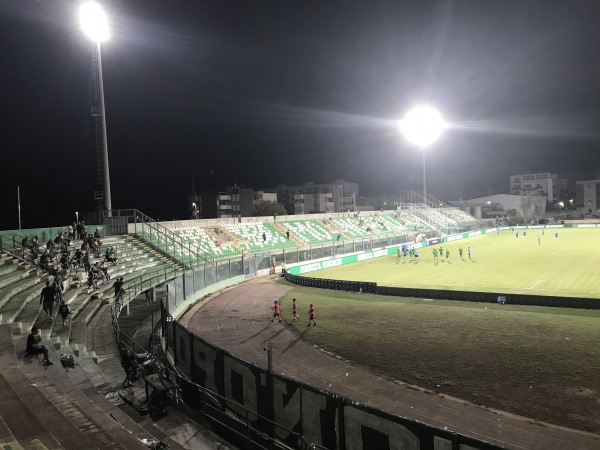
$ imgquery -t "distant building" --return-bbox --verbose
[189,185,255,219]
[510,173,558,202]
[263,179,358,214]
[576,180,600,215]
[451,193,547,223]
[254,191,277,203]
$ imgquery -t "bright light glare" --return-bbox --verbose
[400,106,446,148]
[79,2,109,42]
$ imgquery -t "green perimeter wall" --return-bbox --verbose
[0,224,111,244]
[289,225,572,276]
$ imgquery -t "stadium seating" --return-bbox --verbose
[279,220,333,244]
[0,236,192,450]
[223,222,296,252]
[173,226,241,259]
[330,217,378,237]
[439,209,478,224]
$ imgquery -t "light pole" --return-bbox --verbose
[400,106,446,201]
[79,2,112,216]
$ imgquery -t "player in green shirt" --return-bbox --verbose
[396,248,401,263]
[439,247,443,259]
[459,247,463,259]
[409,248,414,260]
[445,249,449,260]
[432,248,438,262]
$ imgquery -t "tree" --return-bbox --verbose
[252,200,287,217]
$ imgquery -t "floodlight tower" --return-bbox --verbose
[400,106,446,202]
[80,2,112,217]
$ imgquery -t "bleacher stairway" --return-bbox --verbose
[0,236,201,450]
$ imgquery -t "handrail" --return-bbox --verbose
[0,234,38,267]
[108,209,214,267]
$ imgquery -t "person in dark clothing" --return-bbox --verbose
[60,253,69,271]
[53,275,64,304]
[80,221,86,240]
[121,347,134,387]
[40,281,56,320]
[286,230,290,239]
[262,232,266,242]
[58,301,71,326]
[26,327,53,365]
[113,277,124,298]
[105,248,117,265]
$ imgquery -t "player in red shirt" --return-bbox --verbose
[272,300,282,322]
[307,304,316,327]
[292,298,299,321]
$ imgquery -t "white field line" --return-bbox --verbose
[529,280,544,290]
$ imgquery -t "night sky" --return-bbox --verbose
[3,0,600,229]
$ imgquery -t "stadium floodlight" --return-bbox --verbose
[79,2,112,216]
[400,106,446,200]
[79,2,109,42]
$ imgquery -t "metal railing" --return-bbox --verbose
[0,234,38,266]
[108,209,214,266]
[109,266,307,449]
[105,218,508,450]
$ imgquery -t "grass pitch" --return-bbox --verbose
[307,228,600,298]
[282,287,600,433]
[283,229,600,432]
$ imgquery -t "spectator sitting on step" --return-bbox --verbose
[46,239,56,258]
[105,248,117,265]
[99,264,110,282]
[39,251,51,271]
[71,249,83,272]
[90,239,101,258]
[59,253,69,271]
[26,327,53,365]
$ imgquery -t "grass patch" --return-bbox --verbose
[306,228,600,298]
[282,287,600,433]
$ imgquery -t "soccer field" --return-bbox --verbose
[282,287,600,433]
[306,228,600,298]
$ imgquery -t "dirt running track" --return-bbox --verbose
[181,277,600,450]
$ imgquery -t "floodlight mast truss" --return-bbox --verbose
[81,2,112,217]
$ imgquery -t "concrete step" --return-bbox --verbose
[11,288,48,336]
[0,277,41,313]
[11,341,144,450]
[0,414,27,450]
[0,372,66,450]
[0,269,30,290]
[0,282,42,326]
[68,300,109,352]
[0,261,20,277]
